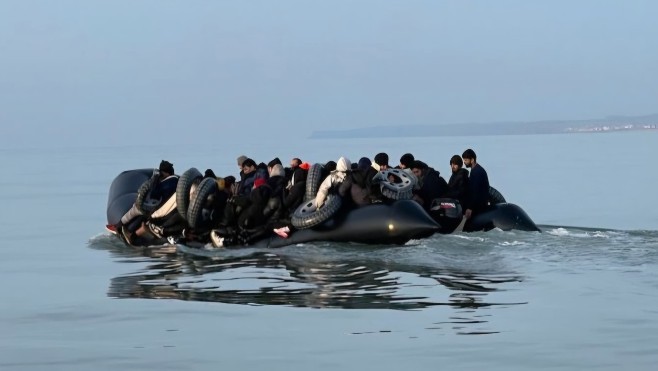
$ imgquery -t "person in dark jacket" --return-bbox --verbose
[237,177,272,229]
[117,160,179,241]
[117,160,178,228]
[410,160,448,211]
[267,163,286,201]
[462,148,490,225]
[442,154,470,208]
[264,163,287,221]
[236,158,258,197]
[374,152,390,171]
[399,153,415,169]
[283,163,307,216]
[339,157,378,207]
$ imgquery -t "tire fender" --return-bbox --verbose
[176,168,203,219]
[291,193,342,229]
[304,163,324,202]
[187,177,218,229]
[376,169,414,200]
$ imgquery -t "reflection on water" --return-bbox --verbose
[90,234,526,335]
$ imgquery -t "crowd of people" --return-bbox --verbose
[114,149,491,248]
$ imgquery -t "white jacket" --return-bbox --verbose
[315,157,351,208]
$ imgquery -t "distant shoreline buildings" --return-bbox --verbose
[566,123,658,133]
[310,114,658,139]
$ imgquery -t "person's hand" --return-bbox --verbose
[465,209,472,219]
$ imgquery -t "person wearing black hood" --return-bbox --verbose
[442,155,470,208]
[410,160,448,211]
[399,153,415,169]
[117,160,179,241]
[373,152,391,171]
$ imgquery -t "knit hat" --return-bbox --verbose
[204,169,216,178]
[357,157,372,170]
[159,160,174,175]
[400,153,415,168]
[299,162,310,171]
[237,155,248,167]
[374,153,389,166]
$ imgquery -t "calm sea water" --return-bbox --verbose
[1,131,657,370]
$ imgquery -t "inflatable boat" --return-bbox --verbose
[105,168,540,250]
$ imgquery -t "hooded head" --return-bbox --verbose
[204,168,216,178]
[325,161,337,172]
[374,153,389,167]
[270,163,285,177]
[159,160,174,175]
[268,158,282,167]
[336,157,351,172]
[400,153,415,169]
[357,157,372,171]
[224,176,236,190]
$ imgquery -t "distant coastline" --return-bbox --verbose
[309,113,658,138]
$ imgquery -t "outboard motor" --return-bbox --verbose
[429,198,464,233]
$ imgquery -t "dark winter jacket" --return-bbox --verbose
[150,175,179,204]
[238,183,272,228]
[283,167,307,213]
[415,168,448,210]
[236,171,256,198]
[466,163,490,212]
[443,168,470,206]
[339,167,378,207]
[267,164,287,202]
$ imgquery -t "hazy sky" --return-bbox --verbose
[1,0,657,148]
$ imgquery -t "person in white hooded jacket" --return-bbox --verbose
[315,157,351,208]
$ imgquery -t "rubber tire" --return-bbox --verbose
[304,163,324,202]
[135,173,159,215]
[177,168,203,219]
[489,186,506,205]
[378,169,414,200]
[381,187,413,200]
[186,177,218,229]
[291,193,342,229]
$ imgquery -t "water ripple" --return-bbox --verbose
[88,226,658,337]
